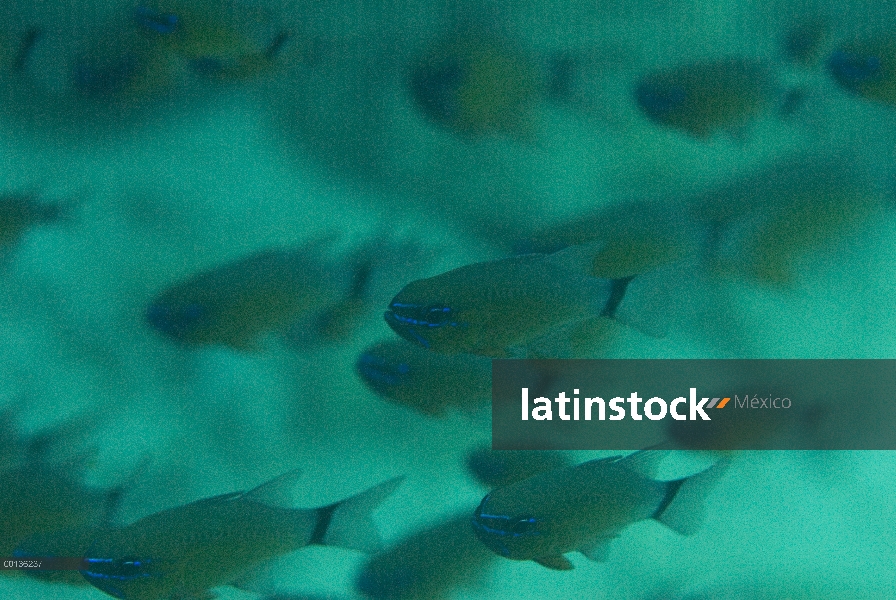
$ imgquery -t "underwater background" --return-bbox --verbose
[1,0,896,598]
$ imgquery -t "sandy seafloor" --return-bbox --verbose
[1,0,896,598]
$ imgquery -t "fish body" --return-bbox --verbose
[827,36,896,107]
[384,251,615,357]
[410,30,543,138]
[635,58,777,138]
[514,200,706,279]
[471,454,727,570]
[0,462,116,557]
[136,1,288,81]
[146,241,343,349]
[355,340,491,416]
[80,471,402,600]
[691,154,881,286]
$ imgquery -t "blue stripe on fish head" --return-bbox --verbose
[827,50,883,91]
[145,301,209,341]
[471,494,542,559]
[635,80,688,118]
[355,352,412,395]
[134,6,179,35]
[80,556,161,599]
[383,302,465,350]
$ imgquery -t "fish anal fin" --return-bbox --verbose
[319,476,405,553]
[578,534,618,562]
[533,554,574,571]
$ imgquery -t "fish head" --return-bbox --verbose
[411,55,466,128]
[80,555,164,599]
[827,48,884,94]
[471,493,543,560]
[384,278,470,353]
[355,346,413,399]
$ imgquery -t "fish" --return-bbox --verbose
[690,153,883,286]
[356,513,494,600]
[145,237,346,350]
[513,199,707,280]
[384,246,668,357]
[410,29,544,138]
[79,470,403,600]
[136,1,291,82]
[471,453,728,570]
[465,447,573,489]
[826,36,896,107]
[355,339,492,416]
[634,58,779,138]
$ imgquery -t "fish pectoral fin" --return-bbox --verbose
[533,554,575,571]
[578,534,619,562]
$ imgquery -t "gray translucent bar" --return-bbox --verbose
[492,360,896,450]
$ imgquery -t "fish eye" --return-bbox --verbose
[511,515,538,534]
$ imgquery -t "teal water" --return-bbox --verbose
[1,0,895,598]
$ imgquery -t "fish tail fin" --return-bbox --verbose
[652,458,729,536]
[311,476,404,553]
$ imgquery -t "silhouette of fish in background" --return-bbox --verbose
[79,470,403,600]
[472,452,728,570]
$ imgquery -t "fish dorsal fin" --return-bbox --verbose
[578,533,619,562]
[653,458,729,536]
[534,554,575,570]
[242,469,303,508]
[618,448,667,480]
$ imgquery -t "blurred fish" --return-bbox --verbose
[384,245,669,357]
[356,512,494,600]
[827,36,896,107]
[691,154,883,286]
[513,199,707,279]
[410,29,544,138]
[0,460,126,558]
[634,58,780,138]
[465,447,573,489]
[471,453,728,570]
[70,19,178,104]
[136,1,292,82]
[145,237,347,350]
[79,470,403,600]
[355,339,491,416]
[0,193,71,249]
